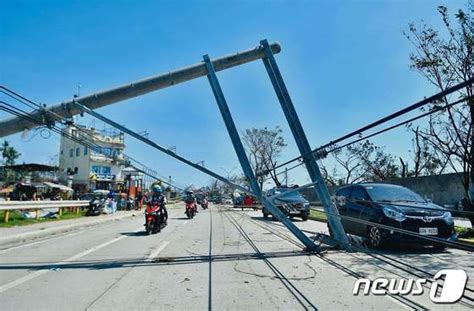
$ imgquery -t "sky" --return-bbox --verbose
[0,0,467,189]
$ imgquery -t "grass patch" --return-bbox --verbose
[455,225,474,242]
[0,210,86,228]
[455,226,474,237]
[309,209,327,222]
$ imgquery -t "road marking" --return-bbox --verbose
[0,227,142,294]
[65,235,127,262]
[0,230,85,255]
[182,220,189,226]
[0,269,50,294]
[148,241,170,260]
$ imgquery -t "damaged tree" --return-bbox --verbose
[405,4,473,210]
[243,126,287,188]
[400,126,444,178]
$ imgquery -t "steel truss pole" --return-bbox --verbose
[203,54,319,252]
[259,39,351,251]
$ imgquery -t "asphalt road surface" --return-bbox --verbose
[0,204,472,310]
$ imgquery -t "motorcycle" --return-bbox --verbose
[127,197,135,210]
[145,201,163,235]
[185,202,196,219]
[200,198,208,210]
[86,197,106,216]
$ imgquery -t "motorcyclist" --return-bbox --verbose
[184,190,197,213]
[148,186,168,225]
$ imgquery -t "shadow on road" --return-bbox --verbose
[169,217,190,220]
[0,250,312,271]
[121,231,147,237]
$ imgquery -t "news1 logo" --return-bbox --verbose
[353,269,468,304]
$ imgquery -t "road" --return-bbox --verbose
[0,204,472,310]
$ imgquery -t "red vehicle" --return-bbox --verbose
[145,201,163,234]
[200,198,209,210]
[185,201,196,219]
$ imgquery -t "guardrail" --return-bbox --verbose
[0,200,90,222]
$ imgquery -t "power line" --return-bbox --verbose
[0,86,43,110]
[0,100,184,191]
[259,78,474,177]
[267,94,473,180]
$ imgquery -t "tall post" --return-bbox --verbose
[260,40,351,251]
[203,54,318,251]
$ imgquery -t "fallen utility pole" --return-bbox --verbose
[0,43,281,138]
[260,39,351,250]
[75,100,319,252]
[203,54,319,251]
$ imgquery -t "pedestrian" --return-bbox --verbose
[136,191,143,210]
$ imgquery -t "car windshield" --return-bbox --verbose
[274,188,304,199]
[364,185,425,203]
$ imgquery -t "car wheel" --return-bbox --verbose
[263,212,269,219]
[301,213,309,221]
[367,226,384,248]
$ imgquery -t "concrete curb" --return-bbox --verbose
[0,212,136,248]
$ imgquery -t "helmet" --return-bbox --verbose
[186,190,194,194]
[153,186,162,194]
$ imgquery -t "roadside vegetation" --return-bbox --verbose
[456,226,474,243]
[0,210,86,228]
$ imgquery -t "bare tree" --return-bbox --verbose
[319,162,341,186]
[401,126,445,178]
[324,141,399,184]
[350,141,399,181]
[332,146,366,184]
[404,4,473,206]
[242,126,287,189]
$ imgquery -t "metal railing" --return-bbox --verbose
[0,200,89,222]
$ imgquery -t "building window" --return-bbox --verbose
[76,148,80,157]
[102,147,112,156]
[84,147,88,156]
[92,146,102,155]
[74,167,78,174]
[91,165,111,175]
[69,149,73,157]
[60,150,63,155]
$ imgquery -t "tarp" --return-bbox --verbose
[43,182,73,192]
[93,189,110,195]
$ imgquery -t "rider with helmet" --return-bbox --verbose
[184,190,197,213]
[149,186,168,225]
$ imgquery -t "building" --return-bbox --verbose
[58,125,127,192]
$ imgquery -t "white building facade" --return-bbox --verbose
[58,125,127,192]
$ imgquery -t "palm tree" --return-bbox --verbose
[0,140,20,166]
